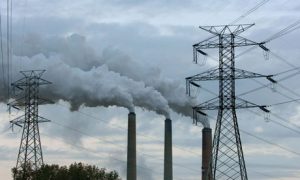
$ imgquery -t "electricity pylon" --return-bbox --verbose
[186,24,276,180]
[9,70,51,178]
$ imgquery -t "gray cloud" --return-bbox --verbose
[1,0,300,179]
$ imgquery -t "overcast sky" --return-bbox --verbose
[0,0,300,179]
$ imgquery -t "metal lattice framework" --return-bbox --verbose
[9,70,51,178]
[186,24,275,180]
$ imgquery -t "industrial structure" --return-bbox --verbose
[186,24,276,180]
[164,118,173,180]
[9,70,51,178]
[202,127,212,180]
[127,112,137,180]
[126,112,173,180]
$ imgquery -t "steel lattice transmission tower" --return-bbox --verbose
[186,24,276,180]
[9,70,51,178]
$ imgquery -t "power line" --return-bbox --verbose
[268,98,300,106]
[196,86,300,133]
[199,70,300,107]
[39,132,168,179]
[199,82,300,136]
[0,3,5,94]
[54,102,203,158]
[238,69,300,97]
[230,0,271,24]
[237,76,300,132]
[6,0,11,99]
[276,83,300,104]
[240,129,300,156]
[18,0,28,71]
[239,77,300,133]
[9,0,12,97]
[205,110,300,158]
[265,20,300,43]
[197,20,300,82]
[49,119,201,175]
[9,105,203,177]
[51,95,299,177]
[269,51,298,69]
[236,19,300,59]
[204,114,300,165]
[47,113,291,179]
[246,108,300,135]
[6,112,295,180]
[8,110,195,178]
[274,66,300,76]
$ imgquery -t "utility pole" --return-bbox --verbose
[9,70,51,179]
[186,24,276,180]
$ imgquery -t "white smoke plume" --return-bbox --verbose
[9,34,213,127]
[3,54,171,118]
[11,33,209,126]
[196,112,210,128]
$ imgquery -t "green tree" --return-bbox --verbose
[12,162,121,180]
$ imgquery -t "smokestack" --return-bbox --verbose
[164,118,173,180]
[127,112,136,180]
[202,127,212,180]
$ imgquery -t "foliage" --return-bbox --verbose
[12,162,121,180]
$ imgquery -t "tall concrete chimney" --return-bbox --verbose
[164,118,173,180]
[127,112,136,180]
[202,127,212,180]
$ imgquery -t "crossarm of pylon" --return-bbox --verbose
[186,68,219,82]
[193,97,219,111]
[8,97,26,110]
[10,115,25,127]
[9,115,50,127]
[234,68,271,79]
[235,97,268,110]
[192,97,270,111]
[192,108,209,127]
[199,24,255,35]
[11,78,51,87]
[38,97,55,105]
[11,77,27,89]
[193,36,220,49]
[186,68,271,82]
[20,70,46,78]
[186,68,275,95]
[37,116,51,123]
[193,34,269,52]
[38,78,52,85]
[8,97,53,108]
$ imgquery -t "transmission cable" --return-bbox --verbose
[9,0,12,97]
[54,102,203,157]
[268,98,300,107]
[205,114,300,157]
[240,129,300,156]
[39,133,167,179]
[230,0,271,25]
[236,19,300,64]
[265,20,300,43]
[238,69,300,97]
[6,0,10,99]
[200,84,300,134]
[49,113,292,178]
[49,119,201,175]
[9,105,202,176]
[0,4,5,93]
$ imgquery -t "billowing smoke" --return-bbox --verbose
[3,54,171,117]
[7,34,209,124]
[10,33,207,124]
[196,113,210,128]
[99,48,196,117]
